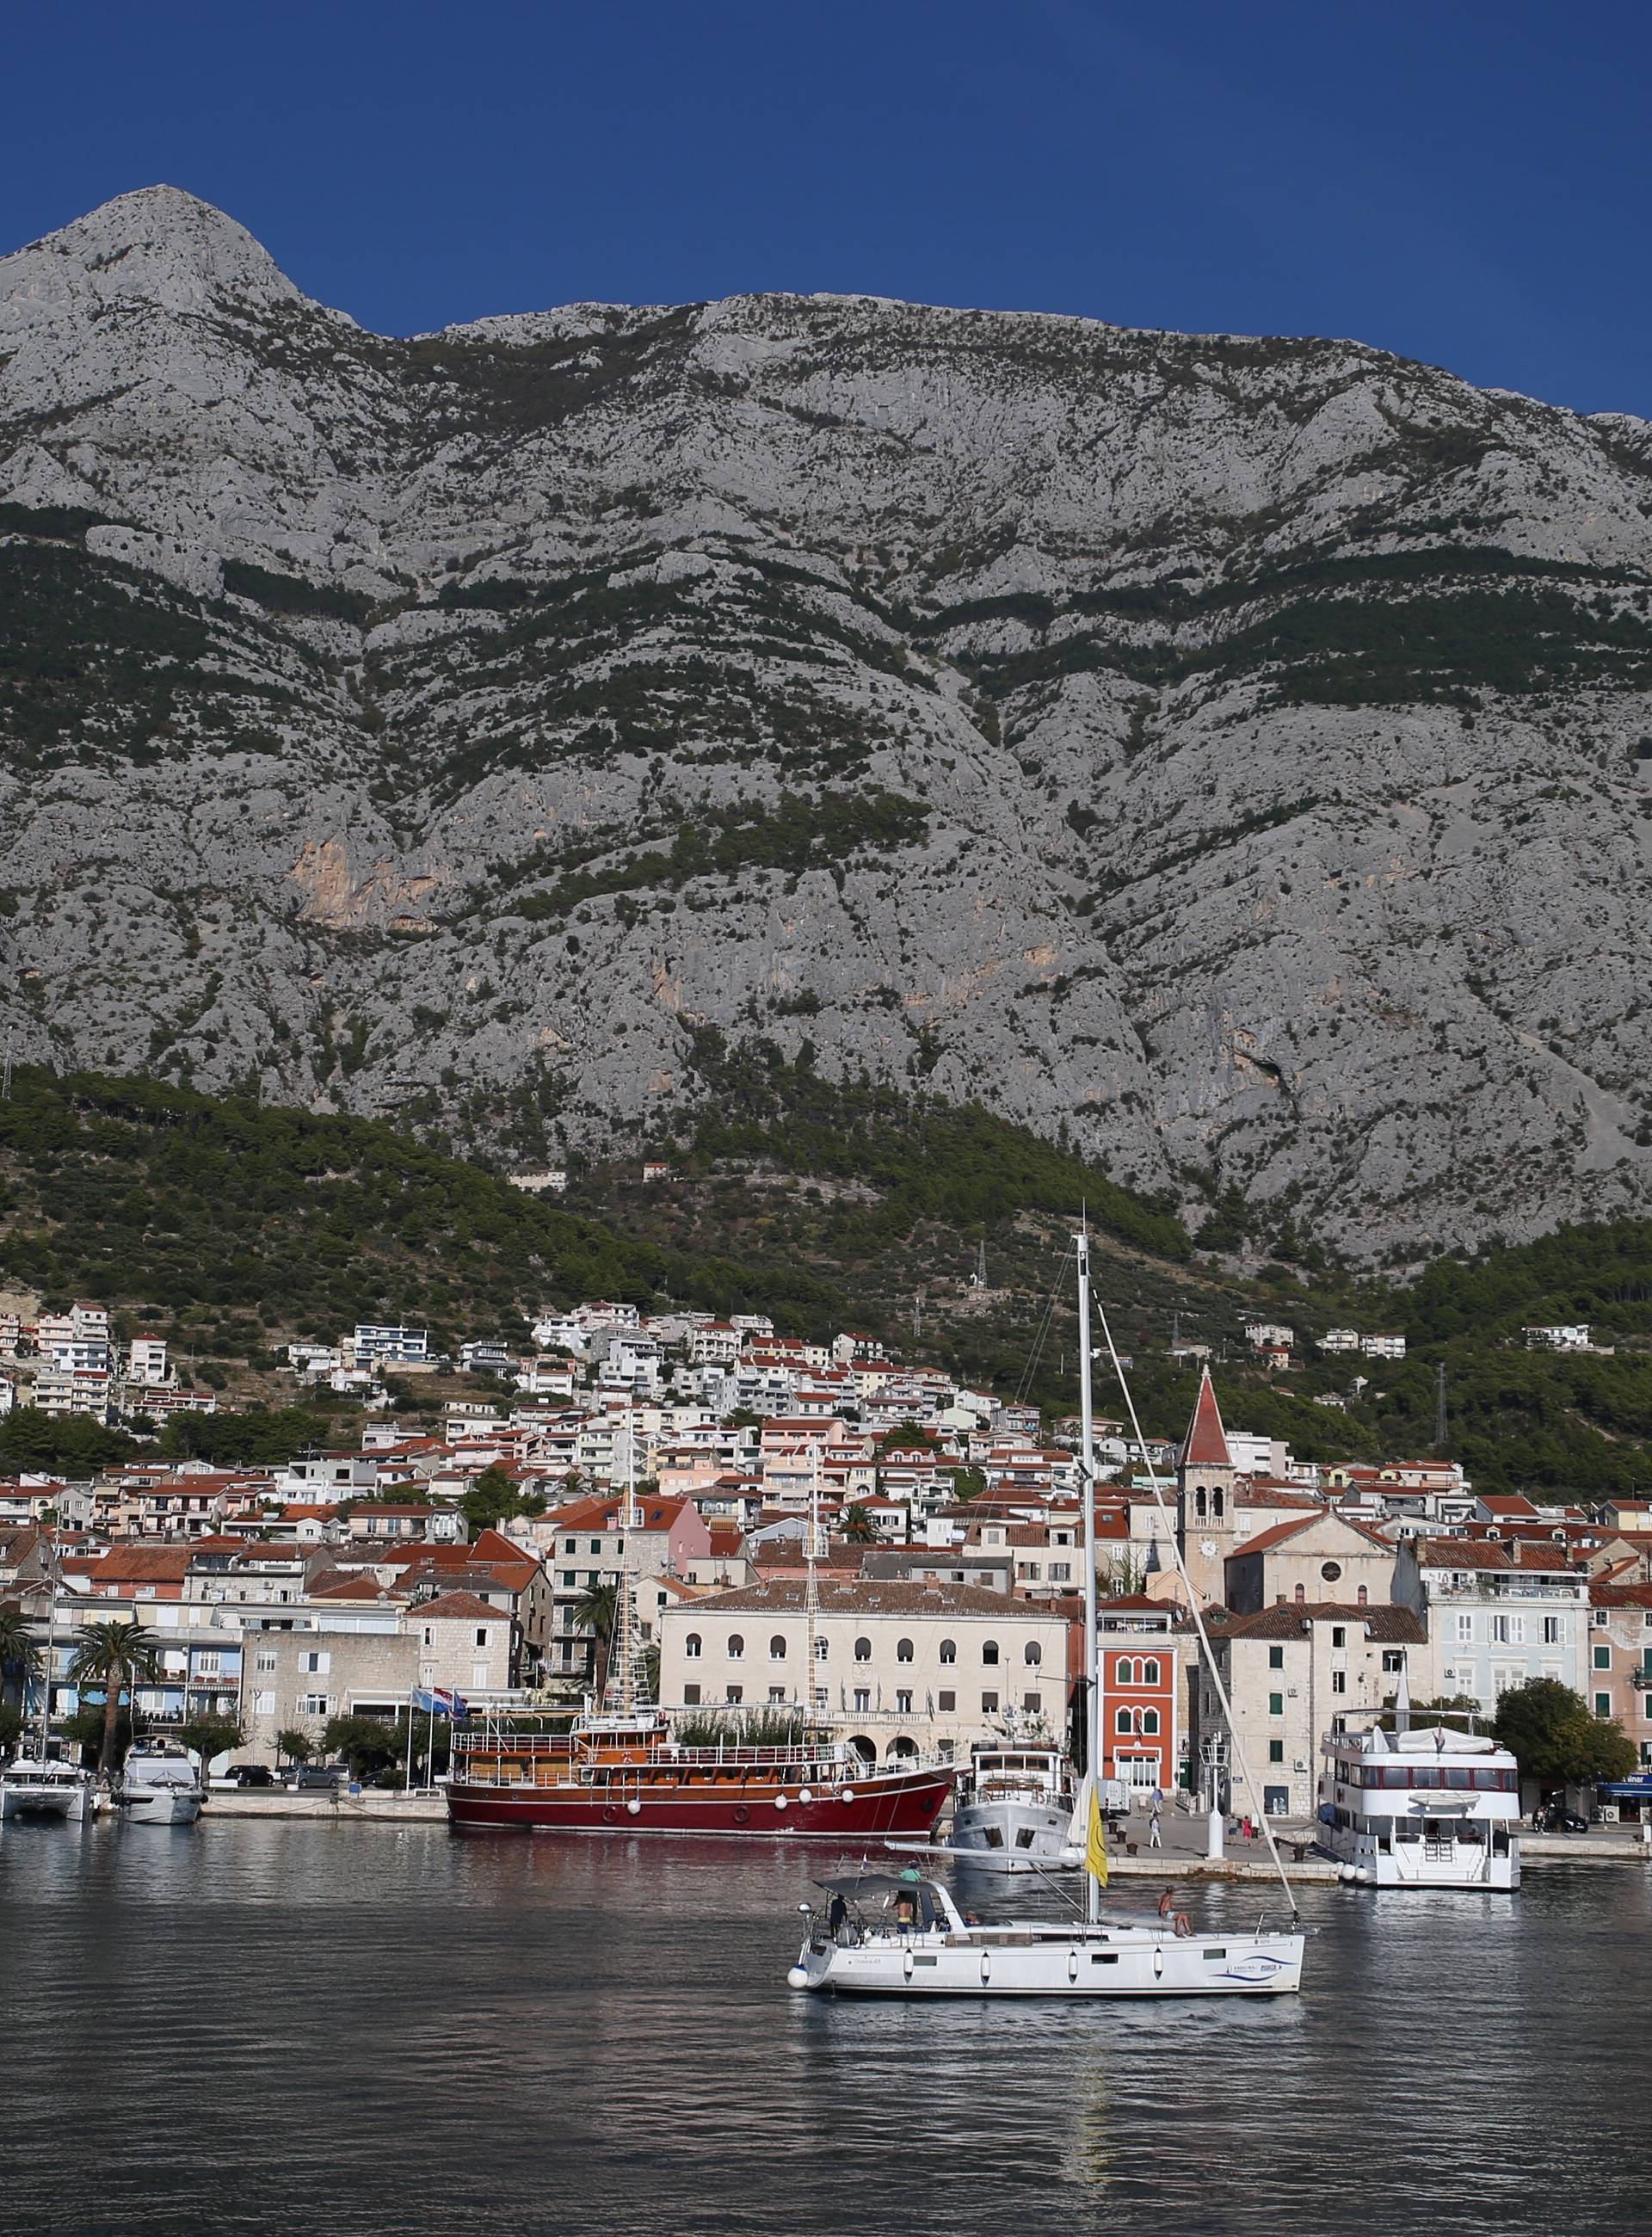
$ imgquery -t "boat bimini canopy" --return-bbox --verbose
[815,1874,955,1928]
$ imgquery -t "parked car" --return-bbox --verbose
[293,1764,343,1792]
[1536,1803,1588,1834]
[229,1764,274,1789]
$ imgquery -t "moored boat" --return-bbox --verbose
[446,1708,954,1838]
[1,1757,89,1822]
[1316,1722,1521,1889]
[117,1741,204,1826]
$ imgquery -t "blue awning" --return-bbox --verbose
[1597,1780,1652,1796]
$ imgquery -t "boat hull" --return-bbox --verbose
[2,1786,83,1822]
[120,1790,203,1826]
[793,1930,1304,1997]
[446,1765,953,1840]
[1318,1828,1519,1890]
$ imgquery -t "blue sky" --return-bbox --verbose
[6,0,1649,416]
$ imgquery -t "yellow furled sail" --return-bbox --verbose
[1086,1782,1109,1889]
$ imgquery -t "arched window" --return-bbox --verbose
[768,1635,787,1661]
[1115,1707,1133,1735]
[814,1635,829,1661]
[1142,1708,1161,1735]
[982,1640,1000,1666]
[1211,1488,1224,1518]
[896,1637,915,1663]
[1194,1488,1207,1519]
[685,1634,701,1660]
[1117,1657,1135,1685]
[727,1633,745,1660]
[1357,1585,1369,1606]
[1142,1657,1160,1685]
[1024,1642,1041,1666]
[1293,1583,1305,1605]
[940,1638,957,1664]
[854,1636,872,1661]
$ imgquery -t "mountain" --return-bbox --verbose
[3,185,1652,1260]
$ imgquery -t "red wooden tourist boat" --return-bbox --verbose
[445,1710,956,1840]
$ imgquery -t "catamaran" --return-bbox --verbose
[1,1536,89,1824]
[787,1229,1306,1998]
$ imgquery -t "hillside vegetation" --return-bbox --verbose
[3,1066,1652,1496]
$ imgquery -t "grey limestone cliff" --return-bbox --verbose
[3,186,1652,1256]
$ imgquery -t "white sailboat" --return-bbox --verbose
[787,1229,1306,1998]
[1,1536,89,1823]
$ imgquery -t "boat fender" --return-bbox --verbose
[774,1795,788,1810]
[903,1949,915,1981]
[1153,1946,1164,1979]
[798,1787,812,1805]
[786,1965,810,1990]
[733,1804,749,1826]
[1068,1950,1079,1983]
[626,1798,641,1816]
[980,1950,991,1985]
[841,1788,855,1804]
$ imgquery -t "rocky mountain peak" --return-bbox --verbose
[3,192,1652,1260]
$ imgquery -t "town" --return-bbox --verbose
[1,1293,1647,1841]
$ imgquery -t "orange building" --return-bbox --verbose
[1095,1595,1180,1796]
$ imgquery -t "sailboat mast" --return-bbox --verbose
[38,1529,59,1759]
[804,1449,822,1716]
[1076,1230,1100,1924]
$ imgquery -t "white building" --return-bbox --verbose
[1360,1333,1407,1361]
[1394,1538,1589,1706]
[1523,1324,1591,1352]
[352,1323,429,1365]
[127,1334,171,1386]
[1318,1328,1361,1354]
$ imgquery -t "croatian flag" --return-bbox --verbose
[411,1686,468,1719]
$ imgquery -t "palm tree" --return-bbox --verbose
[0,1607,42,1704]
[573,1581,619,1701]
[67,1619,159,1779]
[841,1504,879,1544]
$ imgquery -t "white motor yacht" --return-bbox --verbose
[790,1870,1303,1997]
[117,1742,204,1825]
[946,1747,1077,1871]
[1316,1722,1521,1889]
[1,1757,89,1822]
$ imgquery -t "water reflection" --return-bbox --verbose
[0,1820,1646,2235]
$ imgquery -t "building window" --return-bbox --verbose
[1141,1658,1160,1685]
[897,1637,915,1663]
[727,1635,744,1661]
[897,1689,914,1715]
[982,1692,999,1714]
[255,1650,277,1674]
[1321,1562,1342,1584]
[854,1636,872,1662]
[683,1684,701,1705]
[685,1634,701,1659]
[1330,1627,1346,1649]
[1382,1649,1404,1673]
[1593,1643,1612,1670]
[725,1685,743,1704]
[1492,1614,1510,1644]
[1457,1612,1474,1642]
[1268,1692,1283,1716]
[1331,1672,1347,1695]
[1267,1740,1284,1764]
[1543,1618,1563,1645]
[815,1636,829,1661]
[1115,1708,1133,1735]
[853,1688,871,1713]
[1594,1692,1612,1719]
[474,1628,489,1648]
[1293,1584,1306,1605]
[1357,1586,1369,1606]
[1267,1646,1284,1670]
[1050,1562,1071,1582]
[938,1689,956,1712]
[1117,1657,1135,1685]
[1024,1642,1041,1667]
[768,1686,786,1704]
[769,1636,787,1661]
[982,1640,1000,1666]
[299,1694,330,1716]
[940,1639,957,1664]
[1141,1709,1160,1735]
[253,1690,275,1716]
[1023,1692,1041,1713]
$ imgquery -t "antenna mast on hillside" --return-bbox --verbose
[1433,1361,1448,1455]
